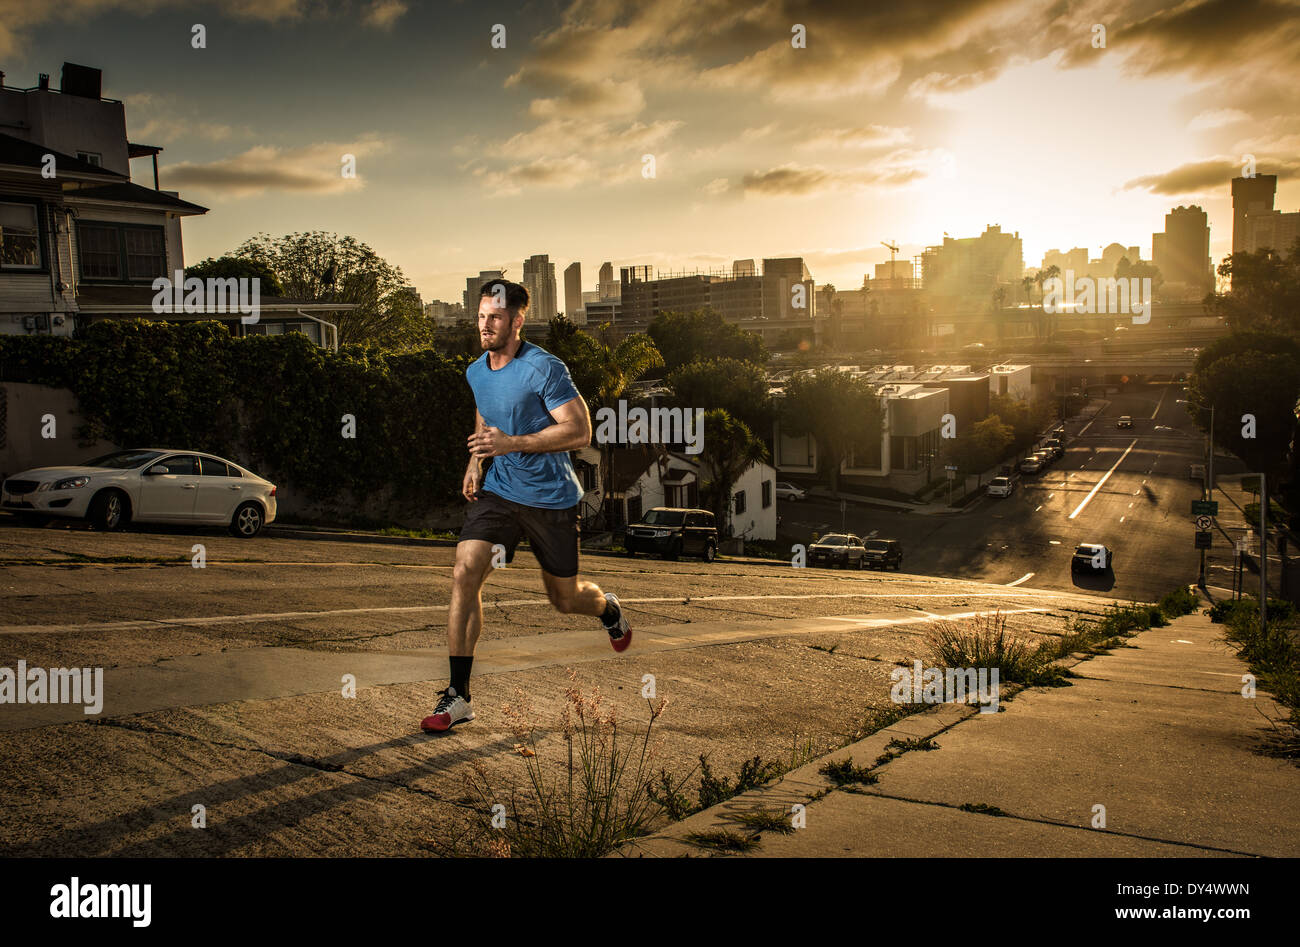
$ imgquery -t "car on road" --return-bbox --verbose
[986,476,1015,497]
[861,539,903,570]
[1116,416,1133,429]
[774,481,807,501]
[1041,438,1064,460]
[808,533,866,568]
[1019,454,1044,474]
[624,507,718,562]
[1071,543,1113,572]
[1,448,277,537]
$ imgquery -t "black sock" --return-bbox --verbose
[601,596,620,629]
[449,656,473,702]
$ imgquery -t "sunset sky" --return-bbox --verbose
[5,0,1298,303]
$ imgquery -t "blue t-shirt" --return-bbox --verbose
[466,340,585,509]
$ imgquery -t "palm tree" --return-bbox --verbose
[697,409,769,537]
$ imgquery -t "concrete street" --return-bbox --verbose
[0,379,1293,856]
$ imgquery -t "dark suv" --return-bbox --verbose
[861,539,903,570]
[809,533,866,568]
[625,508,718,562]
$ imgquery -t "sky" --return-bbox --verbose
[4,0,1299,303]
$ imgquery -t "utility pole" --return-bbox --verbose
[1261,473,1268,636]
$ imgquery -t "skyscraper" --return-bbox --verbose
[563,261,582,320]
[1232,175,1277,254]
[522,254,558,323]
[1152,206,1212,296]
[464,269,505,316]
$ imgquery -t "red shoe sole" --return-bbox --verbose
[421,713,451,732]
[610,628,632,652]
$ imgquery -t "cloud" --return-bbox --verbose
[702,177,730,195]
[1189,109,1251,131]
[1124,155,1300,195]
[362,0,407,29]
[798,125,912,151]
[742,153,930,197]
[471,155,605,195]
[160,136,389,197]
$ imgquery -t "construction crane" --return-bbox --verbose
[881,241,900,280]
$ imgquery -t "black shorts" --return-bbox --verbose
[459,490,580,578]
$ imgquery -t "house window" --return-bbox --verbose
[0,202,41,269]
[762,480,772,508]
[734,490,746,515]
[76,221,166,282]
[76,152,102,167]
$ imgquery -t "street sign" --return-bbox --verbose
[1195,515,1213,530]
[1191,500,1219,516]
[946,469,955,480]
[1237,538,1251,553]
[945,465,958,471]
[1195,530,1212,549]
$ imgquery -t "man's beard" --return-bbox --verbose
[481,334,507,352]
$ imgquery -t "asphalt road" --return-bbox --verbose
[780,381,1205,602]
[0,382,1212,856]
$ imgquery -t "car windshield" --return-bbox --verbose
[865,541,891,551]
[818,535,847,546]
[642,509,685,526]
[81,450,164,469]
[991,478,1009,486]
[1074,545,1101,555]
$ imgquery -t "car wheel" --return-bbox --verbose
[857,555,865,570]
[702,541,717,563]
[89,489,128,531]
[229,501,264,538]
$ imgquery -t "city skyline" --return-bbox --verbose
[6,0,1298,304]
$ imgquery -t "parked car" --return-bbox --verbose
[986,476,1015,497]
[1,448,277,537]
[774,481,807,501]
[861,539,903,570]
[1116,416,1133,429]
[1019,454,1044,474]
[1071,543,1113,572]
[624,507,718,562]
[808,533,866,568]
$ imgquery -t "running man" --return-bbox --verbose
[421,279,632,732]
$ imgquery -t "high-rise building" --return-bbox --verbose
[464,269,505,316]
[762,258,815,320]
[1232,175,1277,254]
[563,261,582,320]
[596,261,619,299]
[612,259,813,325]
[732,259,756,277]
[920,225,1023,303]
[1152,206,1212,297]
[1232,174,1299,259]
[522,254,558,323]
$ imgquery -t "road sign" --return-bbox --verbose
[1195,515,1213,530]
[945,465,958,471]
[1191,500,1219,516]
[1195,530,1212,549]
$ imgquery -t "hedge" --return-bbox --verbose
[0,320,474,505]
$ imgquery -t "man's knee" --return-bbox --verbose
[452,552,491,590]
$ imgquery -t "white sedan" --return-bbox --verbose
[1,448,277,537]
[775,481,807,501]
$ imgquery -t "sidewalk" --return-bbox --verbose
[618,609,1300,857]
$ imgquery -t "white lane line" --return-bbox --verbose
[1119,516,1126,523]
[1069,440,1138,520]
[1150,384,1170,420]
[1006,573,1035,587]
[1079,418,1095,435]
[1034,505,1042,512]
[0,588,1098,635]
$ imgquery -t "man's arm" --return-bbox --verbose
[463,410,486,500]
[467,396,591,458]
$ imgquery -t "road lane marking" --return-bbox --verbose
[1034,505,1042,512]
[1068,440,1138,520]
[1006,573,1034,586]
[0,588,1107,635]
[1150,384,1170,420]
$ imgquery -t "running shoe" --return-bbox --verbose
[421,686,475,732]
[602,592,632,652]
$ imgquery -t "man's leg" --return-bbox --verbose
[541,570,632,652]
[422,539,495,732]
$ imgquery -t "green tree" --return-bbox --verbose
[697,409,770,537]
[779,368,883,497]
[1187,332,1300,484]
[185,255,284,296]
[1204,239,1300,333]
[647,308,768,372]
[234,231,423,348]
[945,415,1013,480]
[664,357,774,443]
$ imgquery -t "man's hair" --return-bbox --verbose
[479,279,529,315]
